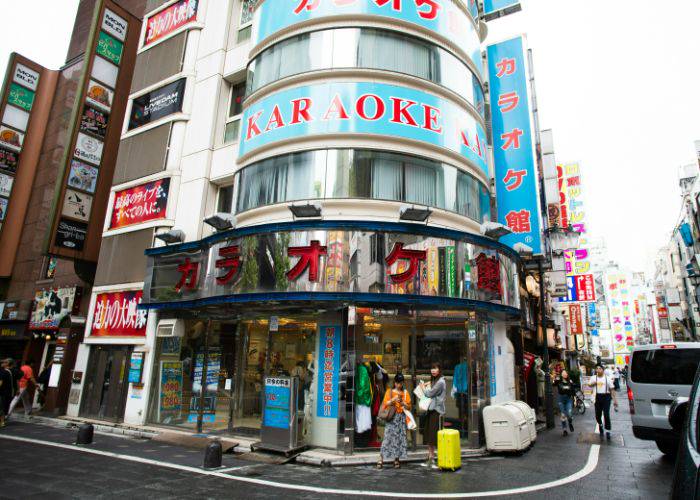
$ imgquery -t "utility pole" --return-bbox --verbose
[538,258,555,429]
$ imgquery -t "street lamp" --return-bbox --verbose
[155,229,185,245]
[399,204,432,222]
[204,213,236,231]
[480,221,512,240]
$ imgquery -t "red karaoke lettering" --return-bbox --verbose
[175,258,199,292]
[374,0,401,11]
[505,210,532,234]
[495,58,516,78]
[501,128,523,150]
[422,104,442,133]
[245,111,264,140]
[323,94,350,120]
[294,0,321,14]
[287,240,328,282]
[356,94,386,121]
[215,245,241,285]
[497,91,519,113]
[503,169,527,191]
[265,105,285,131]
[415,0,440,19]
[290,98,313,124]
[385,242,427,284]
[390,98,419,127]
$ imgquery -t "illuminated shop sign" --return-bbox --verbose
[487,35,543,254]
[143,228,520,309]
[29,287,81,330]
[109,177,170,229]
[255,0,482,76]
[239,82,488,177]
[90,290,147,337]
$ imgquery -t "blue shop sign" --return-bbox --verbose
[239,81,489,178]
[263,377,291,429]
[487,36,543,254]
[483,0,520,16]
[254,0,482,77]
[316,325,342,419]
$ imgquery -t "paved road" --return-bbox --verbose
[0,394,674,499]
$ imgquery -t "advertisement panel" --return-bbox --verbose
[67,160,99,194]
[8,83,35,112]
[0,147,19,174]
[0,126,23,151]
[102,8,128,41]
[74,132,104,165]
[86,80,114,112]
[96,31,124,65]
[188,349,220,423]
[487,36,543,254]
[55,218,87,250]
[61,189,93,222]
[159,361,183,422]
[263,377,291,429]
[316,325,342,419]
[128,79,186,130]
[254,0,482,76]
[239,81,489,178]
[90,290,147,337]
[483,0,521,16]
[558,163,591,275]
[29,287,78,330]
[13,64,39,91]
[0,173,13,197]
[144,0,198,46]
[110,177,170,229]
[0,197,7,221]
[80,106,109,139]
[568,304,583,335]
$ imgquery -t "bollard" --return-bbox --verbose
[76,423,94,445]
[203,441,223,469]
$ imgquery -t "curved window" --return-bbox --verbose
[247,28,485,118]
[235,149,491,223]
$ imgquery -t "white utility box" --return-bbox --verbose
[483,404,531,452]
[504,401,537,443]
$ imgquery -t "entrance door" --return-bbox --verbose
[80,346,132,422]
[34,341,56,408]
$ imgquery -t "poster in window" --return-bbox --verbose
[55,218,87,250]
[0,126,23,151]
[128,79,185,130]
[61,189,93,222]
[0,197,7,221]
[86,80,113,112]
[67,159,99,194]
[0,173,13,197]
[0,147,19,174]
[144,0,198,46]
[74,132,104,165]
[29,287,78,330]
[80,106,109,139]
[159,361,183,421]
[110,177,170,229]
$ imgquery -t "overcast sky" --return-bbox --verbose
[1,0,699,276]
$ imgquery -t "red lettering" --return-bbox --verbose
[422,104,442,133]
[290,98,313,124]
[322,93,350,120]
[265,105,285,131]
[245,111,264,140]
[389,97,418,127]
[356,94,386,121]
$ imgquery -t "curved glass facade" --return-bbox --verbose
[235,149,491,223]
[248,27,485,117]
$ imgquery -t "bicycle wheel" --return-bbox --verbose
[575,399,586,415]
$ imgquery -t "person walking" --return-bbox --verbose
[420,363,446,468]
[8,359,36,418]
[553,370,576,436]
[377,374,411,469]
[0,359,14,428]
[613,367,621,392]
[588,364,618,441]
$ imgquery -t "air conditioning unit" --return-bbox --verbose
[156,319,184,338]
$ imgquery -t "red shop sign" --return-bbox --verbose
[91,290,147,337]
[110,178,170,230]
[145,0,198,46]
[569,304,583,335]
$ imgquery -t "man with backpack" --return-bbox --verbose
[0,358,14,427]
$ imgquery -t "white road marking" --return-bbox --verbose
[0,434,600,498]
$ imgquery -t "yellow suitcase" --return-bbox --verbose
[437,428,461,471]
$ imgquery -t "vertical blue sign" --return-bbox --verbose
[263,378,291,429]
[483,0,521,16]
[558,276,578,303]
[488,36,543,254]
[316,325,342,419]
[488,322,497,398]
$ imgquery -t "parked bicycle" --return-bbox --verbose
[574,389,586,415]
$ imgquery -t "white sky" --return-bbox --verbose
[2,0,699,275]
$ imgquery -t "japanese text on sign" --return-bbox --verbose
[317,326,341,419]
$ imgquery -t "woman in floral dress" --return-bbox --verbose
[377,374,411,469]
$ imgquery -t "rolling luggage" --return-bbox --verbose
[437,428,461,471]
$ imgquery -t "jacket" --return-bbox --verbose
[382,388,411,414]
[424,376,446,415]
[355,363,372,407]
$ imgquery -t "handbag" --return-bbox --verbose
[404,409,417,430]
[378,403,396,423]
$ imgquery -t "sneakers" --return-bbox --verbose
[563,429,568,437]
[606,432,611,441]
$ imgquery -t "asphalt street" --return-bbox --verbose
[0,394,674,499]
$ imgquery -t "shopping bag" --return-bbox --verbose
[404,410,417,430]
[414,384,432,412]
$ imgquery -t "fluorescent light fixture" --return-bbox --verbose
[480,221,512,240]
[155,229,185,245]
[399,204,432,222]
[513,242,534,256]
[204,213,236,231]
[289,202,322,218]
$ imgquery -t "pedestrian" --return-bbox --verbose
[553,370,576,436]
[587,364,618,441]
[420,363,446,468]
[613,367,621,392]
[0,359,15,428]
[622,365,629,386]
[36,361,53,409]
[377,374,411,469]
[8,359,36,418]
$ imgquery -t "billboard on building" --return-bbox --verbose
[29,287,80,330]
[487,36,543,254]
[109,177,170,229]
[90,290,147,337]
[144,0,199,47]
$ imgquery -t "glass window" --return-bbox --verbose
[247,27,484,117]
[224,82,246,144]
[217,185,234,213]
[235,149,488,222]
[631,348,700,385]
